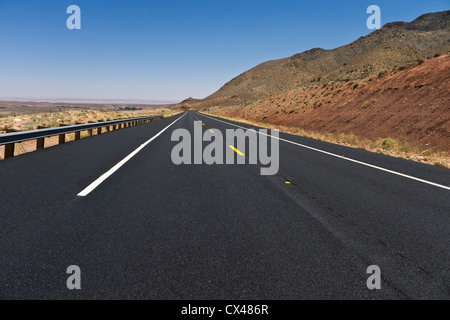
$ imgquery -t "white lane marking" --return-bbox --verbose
[78,113,186,197]
[198,112,450,191]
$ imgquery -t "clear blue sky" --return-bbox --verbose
[0,0,448,101]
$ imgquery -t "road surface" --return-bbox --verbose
[0,111,449,299]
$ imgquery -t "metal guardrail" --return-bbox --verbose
[0,115,163,159]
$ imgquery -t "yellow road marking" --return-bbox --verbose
[209,129,214,133]
[229,145,244,156]
[285,181,291,184]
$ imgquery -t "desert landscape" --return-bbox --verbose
[177,11,450,167]
[2,2,450,303]
[0,103,179,159]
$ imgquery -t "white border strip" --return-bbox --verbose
[198,112,450,191]
[77,113,186,197]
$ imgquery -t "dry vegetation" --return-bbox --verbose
[0,108,182,159]
[200,111,449,168]
[0,108,177,133]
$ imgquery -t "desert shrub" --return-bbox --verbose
[362,98,377,108]
[379,138,398,151]
[339,133,358,145]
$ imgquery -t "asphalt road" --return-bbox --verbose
[0,111,449,299]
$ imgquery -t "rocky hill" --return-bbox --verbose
[206,10,450,101]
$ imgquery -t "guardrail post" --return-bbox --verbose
[36,138,45,150]
[88,129,93,136]
[97,127,102,135]
[75,131,81,140]
[59,124,67,144]
[107,126,111,132]
[4,143,15,159]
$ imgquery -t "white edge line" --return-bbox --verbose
[198,112,450,191]
[77,112,186,197]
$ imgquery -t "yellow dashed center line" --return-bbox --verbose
[209,129,214,133]
[229,145,244,156]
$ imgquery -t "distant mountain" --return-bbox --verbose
[206,10,450,101]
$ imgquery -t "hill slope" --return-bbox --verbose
[207,10,450,101]
[208,54,450,157]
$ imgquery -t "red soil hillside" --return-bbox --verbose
[213,54,450,153]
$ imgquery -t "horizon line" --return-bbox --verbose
[0,97,181,105]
